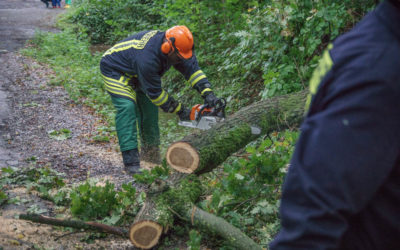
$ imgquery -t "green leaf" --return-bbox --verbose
[234,173,244,180]
[0,190,8,205]
[27,204,47,214]
[47,129,72,141]
[102,213,121,225]
[1,167,15,174]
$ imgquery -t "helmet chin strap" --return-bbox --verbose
[167,37,187,64]
[168,37,184,60]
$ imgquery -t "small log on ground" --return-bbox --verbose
[129,199,165,249]
[167,90,307,174]
[19,213,128,237]
[188,206,262,250]
[129,174,199,249]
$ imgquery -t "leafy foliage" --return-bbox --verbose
[0,165,69,207]
[0,188,7,206]
[47,128,72,141]
[133,160,170,185]
[66,0,162,44]
[200,131,298,245]
[70,180,117,219]
[187,230,202,250]
[69,180,140,225]
[0,166,65,196]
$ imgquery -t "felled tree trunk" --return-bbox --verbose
[129,174,262,249]
[167,90,307,174]
[129,90,307,248]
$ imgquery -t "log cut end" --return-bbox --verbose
[166,142,199,173]
[129,220,163,249]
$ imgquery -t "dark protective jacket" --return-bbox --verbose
[100,30,212,112]
[270,1,400,249]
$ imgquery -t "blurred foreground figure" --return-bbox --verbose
[271,0,400,249]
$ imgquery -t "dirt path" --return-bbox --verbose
[0,1,138,249]
[0,0,61,53]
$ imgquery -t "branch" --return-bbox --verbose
[19,214,128,238]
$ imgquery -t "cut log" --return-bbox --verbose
[167,90,307,174]
[129,199,166,249]
[167,142,199,173]
[129,220,163,249]
[129,174,197,249]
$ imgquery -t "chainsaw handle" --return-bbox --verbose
[215,98,226,111]
[198,98,226,121]
[202,98,226,110]
[215,98,226,118]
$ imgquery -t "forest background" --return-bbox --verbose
[17,0,376,248]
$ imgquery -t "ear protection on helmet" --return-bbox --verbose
[161,37,175,55]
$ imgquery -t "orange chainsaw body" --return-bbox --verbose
[189,104,213,121]
[178,99,226,130]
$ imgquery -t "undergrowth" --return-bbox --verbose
[0,165,142,227]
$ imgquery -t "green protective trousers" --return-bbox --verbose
[65,0,71,4]
[110,90,160,152]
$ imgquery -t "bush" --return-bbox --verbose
[62,0,374,112]
[68,0,163,44]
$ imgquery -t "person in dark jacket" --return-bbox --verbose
[100,26,221,175]
[270,0,400,249]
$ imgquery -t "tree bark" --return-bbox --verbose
[167,90,307,174]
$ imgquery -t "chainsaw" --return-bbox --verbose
[178,98,226,130]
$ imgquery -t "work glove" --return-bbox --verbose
[204,92,222,108]
[177,106,191,121]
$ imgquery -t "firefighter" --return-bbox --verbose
[100,26,221,175]
[270,0,400,249]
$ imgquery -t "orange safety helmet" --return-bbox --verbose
[161,25,194,59]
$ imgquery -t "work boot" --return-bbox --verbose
[122,148,141,175]
[140,146,161,164]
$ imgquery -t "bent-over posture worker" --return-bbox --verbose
[100,26,221,174]
[270,0,400,249]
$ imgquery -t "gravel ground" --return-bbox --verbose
[2,53,132,183]
[0,1,139,248]
[0,51,137,250]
